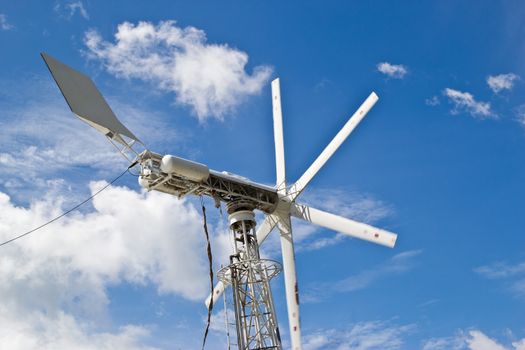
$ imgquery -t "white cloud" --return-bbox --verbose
[0,13,14,30]
[303,320,414,350]
[376,62,408,79]
[303,250,421,302]
[54,1,89,20]
[514,105,525,128]
[443,88,495,119]
[0,184,211,303]
[487,73,519,93]
[0,180,227,348]
[0,76,182,204]
[334,250,421,290]
[474,261,525,279]
[423,329,525,350]
[67,1,89,19]
[0,183,221,344]
[0,82,117,204]
[467,330,508,350]
[475,258,525,297]
[425,96,440,106]
[513,339,525,350]
[423,334,466,350]
[84,20,272,121]
[0,309,157,350]
[0,78,124,172]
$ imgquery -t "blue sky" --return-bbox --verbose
[0,1,524,349]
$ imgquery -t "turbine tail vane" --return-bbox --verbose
[41,52,143,160]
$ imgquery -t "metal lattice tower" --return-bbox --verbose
[217,200,282,350]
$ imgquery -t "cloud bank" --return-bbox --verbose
[0,183,214,348]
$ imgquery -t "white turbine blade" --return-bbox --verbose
[256,214,278,245]
[204,215,277,308]
[272,78,286,190]
[41,52,142,145]
[290,203,397,248]
[204,281,226,309]
[290,92,378,200]
[276,213,302,350]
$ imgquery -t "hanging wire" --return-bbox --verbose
[200,196,214,350]
[219,201,234,253]
[0,162,137,248]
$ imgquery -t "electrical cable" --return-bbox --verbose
[0,162,136,248]
[200,197,214,350]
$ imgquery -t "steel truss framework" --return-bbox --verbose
[139,151,279,213]
[218,206,282,350]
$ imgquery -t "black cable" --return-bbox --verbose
[0,165,133,248]
[201,198,214,350]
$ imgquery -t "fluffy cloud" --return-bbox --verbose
[443,88,495,119]
[376,62,408,79]
[0,310,157,350]
[84,21,272,121]
[423,330,524,350]
[0,182,216,348]
[303,320,414,350]
[0,183,210,303]
[487,73,519,93]
[467,331,508,350]
[0,14,13,30]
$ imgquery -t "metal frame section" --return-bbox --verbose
[138,151,279,213]
[106,135,144,164]
[217,203,282,350]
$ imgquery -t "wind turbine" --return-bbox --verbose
[41,52,398,350]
